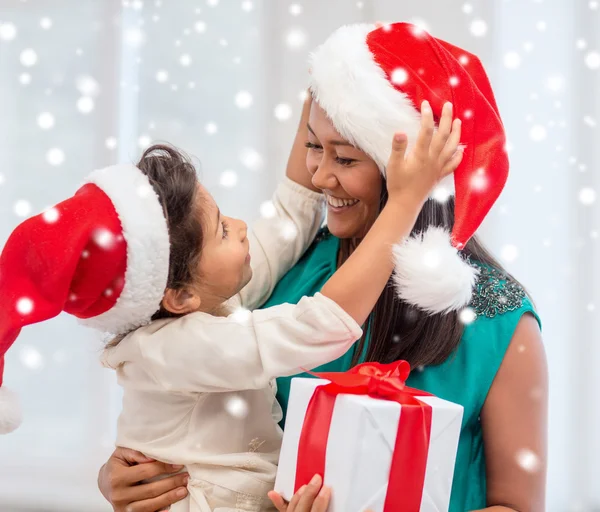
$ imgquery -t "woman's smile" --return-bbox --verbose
[325,193,360,213]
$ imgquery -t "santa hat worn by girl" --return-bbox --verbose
[0,164,170,434]
[309,22,509,314]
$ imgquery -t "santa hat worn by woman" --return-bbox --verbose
[309,22,509,314]
[0,164,170,434]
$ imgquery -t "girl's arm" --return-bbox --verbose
[475,314,548,512]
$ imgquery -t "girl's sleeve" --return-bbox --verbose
[231,178,325,311]
[138,293,362,393]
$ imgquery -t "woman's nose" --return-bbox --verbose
[311,161,337,191]
[238,219,248,241]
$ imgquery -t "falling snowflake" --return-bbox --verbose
[232,308,251,322]
[93,228,117,249]
[19,73,32,85]
[298,89,309,102]
[545,75,564,93]
[105,136,118,150]
[449,76,459,86]
[590,0,598,9]
[500,244,519,263]
[470,168,488,191]
[37,112,55,130]
[179,54,192,66]
[587,303,595,312]
[77,97,95,114]
[459,307,477,325]
[529,125,547,142]
[391,68,408,85]
[536,21,547,32]
[281,220,298,240]
[205,122,218,134]
[289,3,303,15]
[20,49,38,67]
[235,91,253,109]
[224,395,249,419]
[392,335,401,343]
[207,0,219,6]
[42,207,59,223]
[585,51,600,70]
[40,18,53,30]
[138,134,151,147]
[132,0,144,9]
[579,187,596,205]
[469,19,488,37]
[0,22,17,41]
[462,3,473,14]
[76,75,100,97]
[432,184,452,203]
[47,148,65,166]
[195,21,207,33]
[16,298,34,315]
[409,18,430,34]
[0,173,4,185]
[286,28,307,49]
[20,345,44,370]
[241,0,253,11]
[156,70,169,83]
[220,170,238,187]
[14,200,32,217]
[515,448,541,473]
[523,41,534,53]
[503,52,521,69]
[240,148,263,171]
[583,116,597,127]
[124,27,145,46]
[260,201,276,219]
[576,39,587,50]
[274,103,292,121]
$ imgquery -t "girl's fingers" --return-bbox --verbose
[439,118,463,163]
[414,101,435,157]
[441,147,464,177]
[126,486,188,512]
[429,102,453,157]
[287,485,307,511]
[267,491,289,512]
[387,132,408,168]
[120,472,189,503]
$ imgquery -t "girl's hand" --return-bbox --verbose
[98,447,189,512]
[268,474,330,512]
[386,100,463,208]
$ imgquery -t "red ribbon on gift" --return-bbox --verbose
[294,361,433,511]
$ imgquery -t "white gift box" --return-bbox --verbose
[274,377,463,512]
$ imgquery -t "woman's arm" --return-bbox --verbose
[286,94,321,192]
[98,447,189,512]
[476,314,548,512]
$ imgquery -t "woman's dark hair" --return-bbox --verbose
[348,189,524,368]
[137,144,204,321]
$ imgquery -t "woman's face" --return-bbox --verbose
[306,101,383,240]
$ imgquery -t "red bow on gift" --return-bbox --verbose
[295,361,433,511]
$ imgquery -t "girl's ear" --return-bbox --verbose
[161,288,201,315]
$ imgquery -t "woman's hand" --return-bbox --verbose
[98,447,189,512]
[268,475,330,512]
[386,100,463,208]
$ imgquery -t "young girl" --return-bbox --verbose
[0,102,462,511]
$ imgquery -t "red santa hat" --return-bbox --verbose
[0,164,170,433]
[309,22,509,314]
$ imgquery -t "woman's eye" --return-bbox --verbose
[305,141,323,151]
[335,157,356,166]
[221,221,229,239]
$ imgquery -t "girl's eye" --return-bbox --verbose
[221,220,230,240]
[305,141,323,151]
[335,157,356,166]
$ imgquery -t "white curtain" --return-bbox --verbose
[0,1,597,510]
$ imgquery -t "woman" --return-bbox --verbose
[98,23,547,512]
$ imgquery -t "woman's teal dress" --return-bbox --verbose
[260,229,540,512]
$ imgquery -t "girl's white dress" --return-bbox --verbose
[102,179,363,511]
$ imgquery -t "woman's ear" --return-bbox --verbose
[161,288,201,315]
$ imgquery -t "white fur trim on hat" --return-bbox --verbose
[392,226,479,314]
[0,386,22,434]
[80,164,170,334]
[309,23,422,173]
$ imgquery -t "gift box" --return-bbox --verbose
[274,361,463,512]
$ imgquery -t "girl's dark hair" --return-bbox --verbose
[136,144,204,322]
[349,189,523,368]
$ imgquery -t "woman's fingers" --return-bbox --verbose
[268,491,289,512]
[429,102,453,157]
[121,460,184,486]
[413,101,435,158]
[119,472,189,503]
[124,486,189,512]
[117,448,156,465]
[439,118,463,164]
[295,474,323,511]
[310,485,331,512]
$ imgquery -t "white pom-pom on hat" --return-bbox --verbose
[392,227,479,314]
[0,386,22,434]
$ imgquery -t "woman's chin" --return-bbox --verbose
[327,219,363,240]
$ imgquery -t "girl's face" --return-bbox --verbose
[194,184,252,312]
[306,101,384,240]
